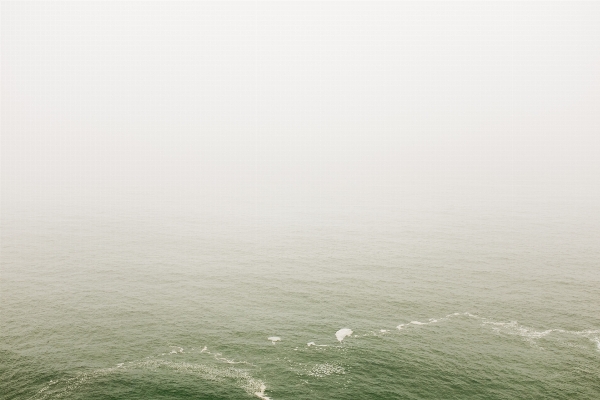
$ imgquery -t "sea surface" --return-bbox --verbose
[2,197,599,399]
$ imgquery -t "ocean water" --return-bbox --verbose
[2,197,600,399]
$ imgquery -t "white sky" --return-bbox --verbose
[2,2,599,210]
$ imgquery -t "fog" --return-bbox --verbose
[3,2,599,215]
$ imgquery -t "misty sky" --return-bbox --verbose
[2,2,599,210]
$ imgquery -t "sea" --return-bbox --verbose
[2,194,599,399]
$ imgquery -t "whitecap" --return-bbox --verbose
[254,383,271,400]
[335,328,353,342]
[267,337,281,344]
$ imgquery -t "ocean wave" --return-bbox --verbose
[30,350,270,400]
[397,312,466,330]
[480,319,600,350]
[394,312,599,352]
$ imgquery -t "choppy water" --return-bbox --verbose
[2,199,599,399]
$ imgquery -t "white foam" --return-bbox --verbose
[308,363,345,378]
[482,320,600,350]
[212,352,253,365]
[400,312,473,329]
[267,337,281,344]
[483,320,555,345]
[335,328,353,342]
[307,342,328,347]
[395,312,599,353]
[254,383,271,400]
[31,356,270,400]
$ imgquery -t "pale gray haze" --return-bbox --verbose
[3,3,600,399]
[3,2,599,215]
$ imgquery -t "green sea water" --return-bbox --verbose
[2,198,599,399]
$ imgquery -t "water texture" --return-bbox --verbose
[2,200,599,399]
